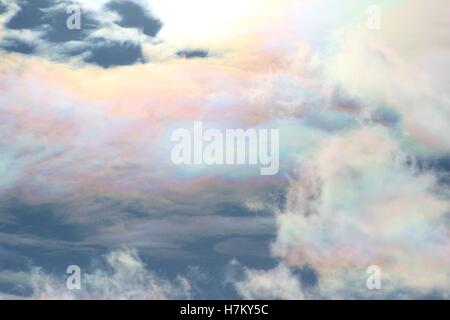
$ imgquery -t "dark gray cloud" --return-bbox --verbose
[6,0,53,30]
[293,265,319,288]
[1,0,164,67]
[0,2,7,15]
[413,155,450,187]
[42,9,98,43]
[177,49,209,59]
[84,214,276,254]
[107,0,162,37]
[0,201,86,242]
[1,1,214,67]
[84,39,144,68]
[213,237,272,258]
[4,0,97,45]
[1,37,35,54]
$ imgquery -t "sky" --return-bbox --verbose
[0,0,449,299]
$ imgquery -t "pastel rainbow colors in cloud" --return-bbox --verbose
[0,0,448,299]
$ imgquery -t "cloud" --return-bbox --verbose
[0,46,311,225]
[217,0,450,300]
[0,0,163,67]
[84,215,275,258]
[0,247,192,299]
[0,0,449,300]
[107,0,162,37]
[322,1,450,154]
[228,261,304,300]
[177,49,208,59]
[254,126,449,299]
[84,39,144,68]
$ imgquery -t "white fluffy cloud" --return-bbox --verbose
[278,127,449,296]
[322,1,450,154]
[0,248,192,300]
[235,126,449,299]
[228,261,304,300]
[230,0,450,300]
